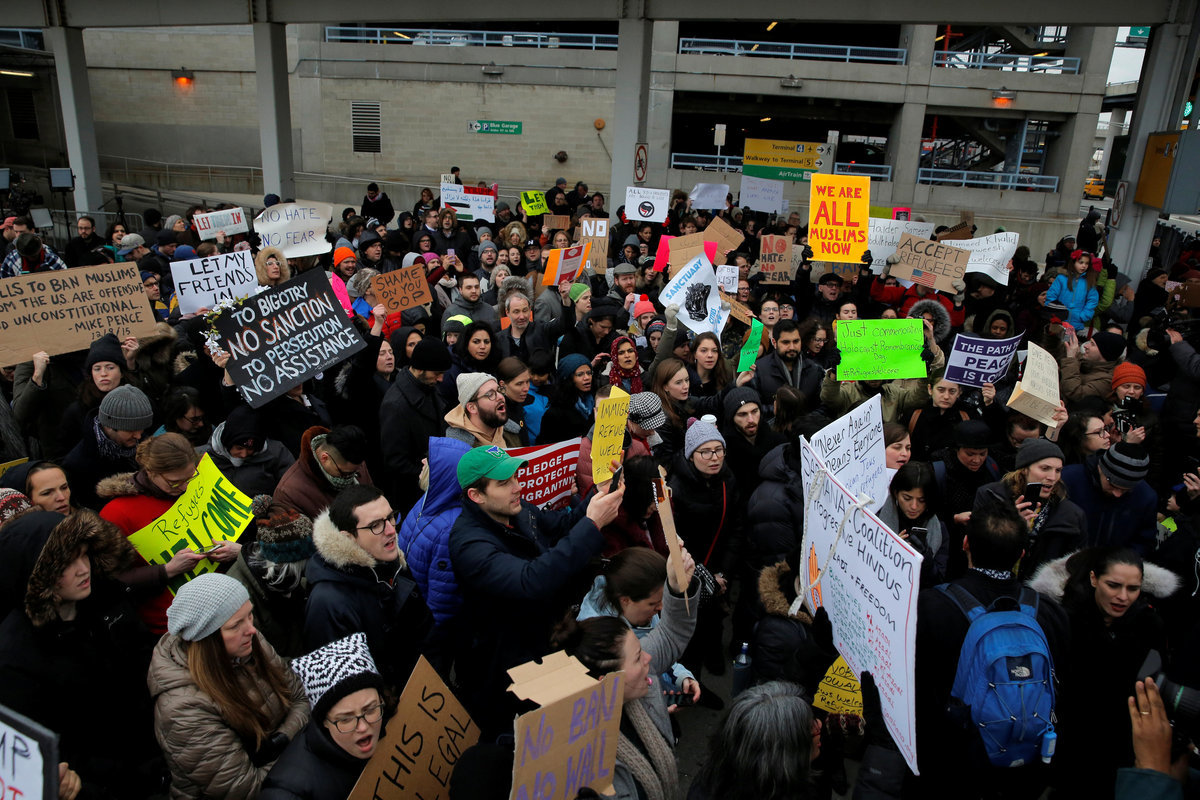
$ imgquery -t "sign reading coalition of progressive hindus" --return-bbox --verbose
[0,704,57,800]
[171,251,258,314]
[253,202,334,258]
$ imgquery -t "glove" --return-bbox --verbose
[664,303,679,325]
[802,245,814,262]
[251,732,289,767]
[860,250,874,266]
[812,606,835,654]
[921,345,935,365]
[828,349,842,368]
[950,278,966,306]
[859,671,898,750]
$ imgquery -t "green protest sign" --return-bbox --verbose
[738,318,763,372]
[835,319,927,381]
[521,191,549,215]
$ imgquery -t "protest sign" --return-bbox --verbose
[953,232,1020,286]
[739,174,784,213]
[652,235,673,272]
[441,184,495,222]
[253,202,333,258]
[506,438,582,509]
[738,318,764,371]
[1007,341,1061,428]
[812,657,864,715]
[0,261,157,366]
[193,207,249,240]
[936,220,972,241]
[758,234,792,284]
[371,265,433,314]
[624,186,670,222]
[0,457,29,478]
[441,173,456,185]
[689,182,729,209]
[542,243,592,286]
[213,270,366,408]
[808,174,870,263]
[893,206,912,220]
[171,251,258,314]
[591,387,630,485]
[799,436,921,773]
[127,454,254,594]
[808,393,888,506]
[665,233,705,275]
[791,244,808,276]
[718,289,754,325]
[835,319,927,381]
[578,218,610,272]
[659,255,728,337]
[715,264,738,294]
[866,219,936,271]
[520,191,549,215]
[508,652,623,800]
[0,704,57,800]
[944,333,1023,388]
[888,233,969,293]
[701,216,745,263]
[542,214,571,233]
[348,657,477,800]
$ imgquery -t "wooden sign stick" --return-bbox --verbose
[654,466,689,613]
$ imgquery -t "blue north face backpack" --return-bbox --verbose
[938,583,1056,768]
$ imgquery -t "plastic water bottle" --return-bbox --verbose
[1040,730,1057,764]
[731,642,752,697]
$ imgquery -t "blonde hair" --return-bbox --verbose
[136,433,197,474]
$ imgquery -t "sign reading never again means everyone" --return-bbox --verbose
[253,202,334,258]
[0,261,157,366]
[170,250,258,314]
[213,270,366,408]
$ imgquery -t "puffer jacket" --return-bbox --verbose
[751,560,836,688]
[260,719,371,800]
[147,633,309,800]
[1046,273,1099,329]
[200,421,295,498]
[1060,356,1115,402]
[745,443,804,570]
[398,436,471,627]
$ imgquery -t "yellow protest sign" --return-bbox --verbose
[813,656,863,715]
[808,174,870,263]
[591,387,630,485]
[0,457,29,478]
[127,454,254,594]
[521,191,549,215]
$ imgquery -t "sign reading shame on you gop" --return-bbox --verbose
[171,250,258,314]
[943,333,1023,388]
[506,438,583,509]
[213,270,366,408]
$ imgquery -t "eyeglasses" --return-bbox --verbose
[356,514,395,536]
[161,469,199,490]
[182,413,205,424]
[143,280,160,287]
[330,460,360,479]
[1085,429,1110,438]
[695,447,726,459]
[328,702,384,733]
[473,389,500,403]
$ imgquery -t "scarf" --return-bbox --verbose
[970,566,1014,581]
[574,392,596,420]
[616,700,678,800]
[94,416,138,462]
[1028,496,1054,543]
[608,336,644,394]
[311,433,360,490]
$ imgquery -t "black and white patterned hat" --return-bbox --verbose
[291,633,383,720]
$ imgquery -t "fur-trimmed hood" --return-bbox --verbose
[254,246,292,287]
[312,507,405,570]
[96,471,140,501]
[498,276,531,313]
[908,298,952,344]
[758,560,814,623]
[1027,551,1182,602]
[133,322,181,373]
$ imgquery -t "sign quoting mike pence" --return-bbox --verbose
[808,174,870,263]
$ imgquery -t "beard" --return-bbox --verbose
[479,406,507,428]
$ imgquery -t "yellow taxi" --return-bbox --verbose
[1083,177,1105,199]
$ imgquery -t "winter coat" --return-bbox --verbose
[1061,457,1158,555]
[305,508,435,689]
[61,408,140,510]
[360,192,396,226]
[820,343,945,422]
[1115,769,1184,800]
[329,334,393,475]
[667,453,737,575]
[260,393,332,459]
[397,436,471,627]
[11,355,82,459]
[147,633,309,800]
[1046,274,1099,329]
[227,552,308,658]
[498,318,560,363]
[380,368,448,510]
[441,294,500,329]
[903,402,971,463]
[200,421,295,498]
[254,247,292,287]
[745,444,805,570]
[748,350,824,410]
[273,426,374,519]
[1163,340,1200,432]
[260,719,370,800]
[974,481,1086,578]
[1060,356,1115,403]
[432,227,472,258]
[534,285,570,328]
[878,495,949,586]
[751,560,837,688]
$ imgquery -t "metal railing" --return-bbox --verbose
[0,28,44,50]
[324,27,618,49]
[835,163,892,180]
[670,153,744,172]
[934,50,1080,74]
[917,168,1060,192]
[45,210,146,253]
[679,38,907,64]
[99,154,264,187]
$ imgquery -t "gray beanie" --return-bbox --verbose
[167,572,249,641]
[98,385,154,432]
[1099,442,1150,489]
[457,372,497,406]
[684,417,725,460]
[1014,438,1064,470]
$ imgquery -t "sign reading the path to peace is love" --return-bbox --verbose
[808,174,870,263]
[944,333,1023,389]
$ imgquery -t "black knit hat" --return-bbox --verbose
[1014,438,1063,470]
[221,405,262,450]
[410,339,452,371]
[1099,442,1150,489]
[85,333,125,372]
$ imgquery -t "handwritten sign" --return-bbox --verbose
[542,243,592,286]
[520,191,549,215]
[213,270,366,408]
[441,184,495,223]
[0,262,157,367]
[127,454,254,594]
[0,704,56,800]
[624,187,670,223]
[739,174,784,213]
[812,656,864,715]
[889,233,969,293]
[578,218,610,273]
[799,436,921,773]
[171,251,258,314]
[1007,341,1060,428]
[506,438,583,509]
[193,207,248,240]
[591,388,630,485]
[371,265,433,314]
[689,182,729,209]
[701,216,745,265]
[808,394,887,506]
[659,255,728,338]
[953,232,1020,286]
[936,220,972,241]
[253,202,333,258]
[758,234,791,284]
[808,174,870,263]
[738,318,764,372]
[835,319,926,381]
[944,333,1023,388]
[866,219,936,271]
[715,264,738,295]
[348,657,478,800]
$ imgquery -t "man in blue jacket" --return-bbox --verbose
[1060,442,1157,555]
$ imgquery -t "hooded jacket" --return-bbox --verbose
[254,247,292,287]
[201,420,295,498]
[380,368,448,510]
[273,426,374,519]
[908,298,953,350]
[745,444,805,570]
[260,717,373,800]
[1046,273,1099,329]
[751,560,837,687]
[62,407,141,510]
[444,403,522,449]
[1060,456,1158,555]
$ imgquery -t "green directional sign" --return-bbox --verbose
[1128,26,1151,40]
[468,120,522,135]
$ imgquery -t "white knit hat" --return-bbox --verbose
[291,633,382,719]
[166,572,249,641]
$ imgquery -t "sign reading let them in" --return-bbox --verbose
[808,174,870,263]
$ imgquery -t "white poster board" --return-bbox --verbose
[440,184,495,222]
[0,704,56,800]
[253,202,333,257]
[624,187,671,223]
[799,436,921,775]
[943,333,1023,389]
[689,183,729,210]
[715,264,738,294]
[953,232,1020,286]
[867,218,937,271]
[193,207,249,240]
[807,394,888,507]
[170,250,259,314]
[738,175,785,214]
[658,254,728,337]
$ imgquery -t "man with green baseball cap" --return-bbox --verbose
[448,443,624,737]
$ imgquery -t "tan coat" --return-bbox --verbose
[1060,356,1114,403]
[147,633,309,800]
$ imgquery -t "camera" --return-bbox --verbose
[1139,650,1200,740]
[1148,307,1200,351]
[1111,395,1140,435]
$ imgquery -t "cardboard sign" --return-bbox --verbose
[659,255,728,337]
[506,438,583,509]
[542,215,571,234]
[1168,283,1200,308]
[738,318,764,371]
[889,233,969,293]
[0,262,157,367]
[813,656,864,715]
[719,290,754,325]
[253,202,334,258]
[578,218,610,273]
[542,243,592,286]
[441,184,495,223]
[808,174,870,263]
[665,233,706,276]
[799,436,921,773]
[808,394,888,507]
[127,454,254,594]
[835,319,926,381]
[624,187,670,223]
[371,265,434,314]
[758,234,792,284]
[944,333,1023,388]
[520,191,549,216]
[866,219,936,271]
[953,233,1020,286]
[689,182,729,209]
[0,704,57,800]
[591,387,630,485]
[213,270,366,408]
[1007,341,1061,428]
[171,251,258,314]
[193,207,249,240]
[0,457,29,478]
[739,174,785,213]
[701,216,745,264]
[508,652,623,800]
[936,220,972,241]
[348,657,478,800]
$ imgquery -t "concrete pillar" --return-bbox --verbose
[1047,111,1100,216]
[609,18,654,207]
[253,23,296,200]
[1098,107,1127,177]
[645,21,679,190]
[44,27,103,213]
[887,102,926,206]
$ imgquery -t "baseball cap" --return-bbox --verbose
[117,233,146,256]
[524,238,541,250]
[456,445,527,489]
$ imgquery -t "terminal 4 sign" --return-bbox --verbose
[469,120,522,134]
[743,138,832,182]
